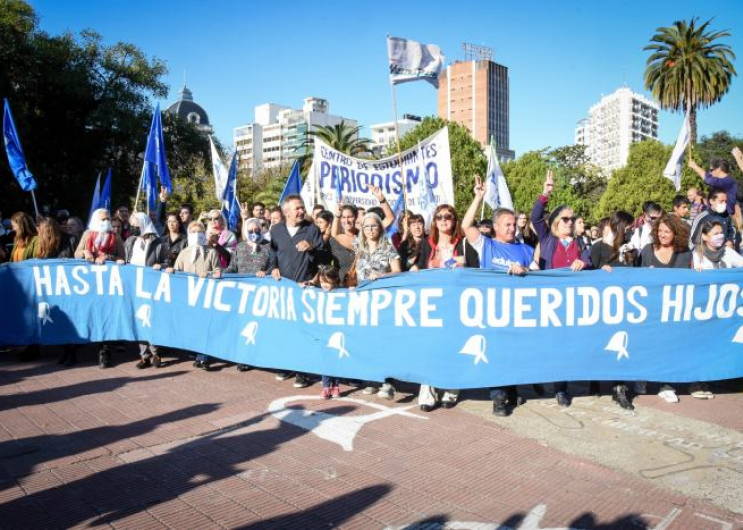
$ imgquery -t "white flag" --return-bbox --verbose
[209,136,229,203]
[414,141,437,228]
[387,36,445,89]
[484,137,513,210]
[663,112,690,192]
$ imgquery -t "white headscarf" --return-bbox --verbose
[131,212,159,238]
[88,208,113,249]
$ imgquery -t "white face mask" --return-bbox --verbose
[709,233,725,248]
[714,202,727,214]
[99,220,113,233]
[188,232,207,247]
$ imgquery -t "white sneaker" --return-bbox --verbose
[690,382,714,399]
[362,386,378,395]
[658,385,679,403]
[377,383,395,400]
[633,381,647,395]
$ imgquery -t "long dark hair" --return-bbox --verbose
[608,211,634,264]
[402,213,426,262]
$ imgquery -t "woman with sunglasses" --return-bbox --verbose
[206,209,237,270]
[415,204,478,411]
[531,170,592,408]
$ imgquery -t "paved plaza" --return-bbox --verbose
[1,346,742,529]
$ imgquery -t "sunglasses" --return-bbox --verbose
[435,214,454,221]
[560,216,575,223]
[648,215,660,221]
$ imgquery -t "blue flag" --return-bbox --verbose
[100,168,112,212]
[386,192,406,238]
[222,152,240,231]
[279,160,302,204]
[3,99,37,192]
[88,173,102,224]
[142,104,171,208]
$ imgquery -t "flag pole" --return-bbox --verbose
[133,165,145,213]
[30,190,39,218]
[389,81,409,223]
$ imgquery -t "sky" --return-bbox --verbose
[31,0,743,156]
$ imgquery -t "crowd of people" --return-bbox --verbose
[2,147,743,416]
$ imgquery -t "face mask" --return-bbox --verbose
[709,233,725,248]
[188,232,207,246]
[247,232,261,243]
[715,203,727,214]
[603,231,615,246]
[99,220,112,233]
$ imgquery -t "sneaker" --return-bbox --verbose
[275,372,293,381]
[419,404,434,412]
[330,385,340,399]
[294,375,309,388]
[362,386,378,395]
[236,364,252,372]
[136,359,151,369]
[689,382,713,399]
[321,387,331,399]
[634,381,647,395]
[555,392,571,408]
[193,360,202,368]
[612,385,634,411]
[98,349,110,369]
[658,385,679,403]
[201,362,212,372]
[377,383,395,400]
[492,396,509,417]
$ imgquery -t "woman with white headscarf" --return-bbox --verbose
[120,212,166,369]
[227,216,272,372]
[73,208,126,368]
[74,208,125,263]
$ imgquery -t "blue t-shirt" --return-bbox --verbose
[479,238,534,271]
[704,172,738,215]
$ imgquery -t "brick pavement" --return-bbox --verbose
[0,346,742,529]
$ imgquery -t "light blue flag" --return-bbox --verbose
[222,153,240,231]
[279,160,302,204]
[143,104,172,193]
[99,168,112,212]
[3,99,37,192]
[386,192,406,238]
[88,173,101,224]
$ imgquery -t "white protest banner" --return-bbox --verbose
[310,127,453,215]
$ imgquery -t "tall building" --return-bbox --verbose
[575,87,659,173]
[369,114,422,156]
[166,85,213,135]
[437,45,514,161]
[234,97,358,174]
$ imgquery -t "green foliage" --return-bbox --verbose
[594,140,703,219]
[295,121,372,174]
[696,131,743,182]
[0,0,207,219]
[644,18,737,142]
[503,145,607,222]
[398,117,487,212]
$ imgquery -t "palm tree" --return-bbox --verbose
[294,121,373,173]
[644,18,736,144]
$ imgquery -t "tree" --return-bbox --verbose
[397,117,487,212]
[0,0,213,220]
[644,18,737,144]
[503,150,590,221]
[295,121,373,174]
[594,140,703,219]
[696,131,743,181]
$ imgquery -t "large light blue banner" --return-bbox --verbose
[2,260,743,388]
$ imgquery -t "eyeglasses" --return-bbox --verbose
[435,214,454,221]
[560,216,575,223]
[362,225,381,231]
